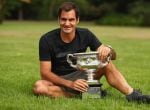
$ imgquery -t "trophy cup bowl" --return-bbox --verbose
[67,51,111,98]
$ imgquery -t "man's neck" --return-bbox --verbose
[60,31,75,43]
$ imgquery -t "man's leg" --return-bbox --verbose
[95,61,150,103]
[102,61,133,95]
[33,71,87,98]
[33,80,72,98]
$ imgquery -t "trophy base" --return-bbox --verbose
[82,83,103,99]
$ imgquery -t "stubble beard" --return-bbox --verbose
[62,27,75,34]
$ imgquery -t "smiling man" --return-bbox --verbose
[33,2,150,103]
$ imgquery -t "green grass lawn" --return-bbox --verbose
[0,21,150,110]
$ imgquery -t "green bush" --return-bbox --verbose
[129,1,150,26]
[96,14,143,26]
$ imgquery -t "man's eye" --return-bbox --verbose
[60,18,75,22]
[61,18,67,21]
[69,19,75,22]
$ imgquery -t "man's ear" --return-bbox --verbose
[57,17,60,23]
[77,18,80,24]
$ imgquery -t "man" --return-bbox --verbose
[33,2,150,103]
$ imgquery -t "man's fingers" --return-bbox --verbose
[75,79,88,88]
[77,79,88,87]
[73,79,89,92]
[98,45,111,62]
[74,85,87,92]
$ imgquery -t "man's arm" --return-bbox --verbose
[40,61,88,92]
[40,61,73,87]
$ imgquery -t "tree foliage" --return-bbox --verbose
[1,0,150,26]
[0,0,5,24]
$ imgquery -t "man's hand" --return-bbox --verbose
[71,79,89,92]
[97,44,111,62]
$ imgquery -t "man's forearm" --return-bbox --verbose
[41,71,73,89]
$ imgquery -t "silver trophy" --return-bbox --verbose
[67,51,111,98]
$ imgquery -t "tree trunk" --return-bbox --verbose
[20,0,31,4]
[49,1,56,19]
[0,0,5,24]
[18,6,23,21]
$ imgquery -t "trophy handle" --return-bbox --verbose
[67,54,78,68]
[100,62,108,68]
[99,55,111,68]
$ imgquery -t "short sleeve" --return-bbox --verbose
[39,36,51,61]
[87,30,102,51]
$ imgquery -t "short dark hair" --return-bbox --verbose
[58,2,79,19]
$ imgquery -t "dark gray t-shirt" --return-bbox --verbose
[39,28,102,75]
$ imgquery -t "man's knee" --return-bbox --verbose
[33,80,65,97]
[33,80,49,95]
[104,61,116,73]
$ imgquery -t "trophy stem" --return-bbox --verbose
[86,69,99,84]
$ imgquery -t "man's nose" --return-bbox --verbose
[65,20,70,25]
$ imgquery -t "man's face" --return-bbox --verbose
[59,9,79,34]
